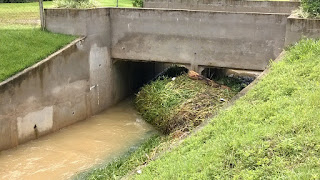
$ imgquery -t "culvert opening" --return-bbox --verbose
[201,67,260,92]
[150,65,188,82]
[113,61,188,96]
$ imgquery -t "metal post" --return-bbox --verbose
[39,0,44,30]
[116,0,118,7]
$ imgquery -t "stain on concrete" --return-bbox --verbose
[17,106,53,140]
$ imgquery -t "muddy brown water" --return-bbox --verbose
[0,99,156,180]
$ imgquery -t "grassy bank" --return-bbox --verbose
[134,39,320,179]
[0,27,76,82]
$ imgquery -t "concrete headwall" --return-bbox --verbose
[285,15,320,46]
[46,8,288,71]
[0,8,161,150]
[144,0,300,14]
[110,9,287,71]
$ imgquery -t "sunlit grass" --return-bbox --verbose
[0,26,76,82]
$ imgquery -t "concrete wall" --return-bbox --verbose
[0,39,93,150]
[144,0,300,14]
[0,8,161,150]
[110,8,287,71]
[285,15,320,46]
[46,8,288,71]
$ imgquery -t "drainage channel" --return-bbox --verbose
[0,99,156,180]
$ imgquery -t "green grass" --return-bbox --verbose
[132,39,320,179]
[53,0,133,9]
[98,0,133,7]
[0,2,53,25]
[0,26,76,82]
[293,1,320,19]
[53,0,99,9]
[0,0,133,25]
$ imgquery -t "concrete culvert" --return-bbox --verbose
[201,67,259,92]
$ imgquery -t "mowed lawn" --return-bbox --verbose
[0,2,53,25]
[98,0,133,7]
[0,27,76,82]
[0,0,133,25]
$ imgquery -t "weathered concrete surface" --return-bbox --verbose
[46,8,288,71]
[144,0,300,14]
[285,15,320,46]
[0,9,162,150]
[111,9,287,71]
[0,38,89,150]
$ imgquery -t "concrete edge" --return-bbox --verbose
[191,50,286,134]
[288,14,320,21]
[44,7,291,16]
[0,37,85,87]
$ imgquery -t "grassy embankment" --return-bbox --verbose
[0,27,76,82]
[134,39,320,179]
[79,39,320,179]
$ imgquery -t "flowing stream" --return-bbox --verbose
[0,99,156,180]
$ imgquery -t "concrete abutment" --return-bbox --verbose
[0,35,164,150]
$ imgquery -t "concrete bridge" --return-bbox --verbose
[46,8,288,72]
